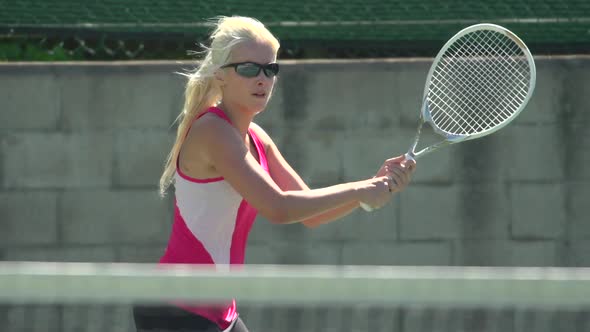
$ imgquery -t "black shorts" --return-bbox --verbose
[133,305,249,332]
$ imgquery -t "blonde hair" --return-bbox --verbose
[159,16,280,196]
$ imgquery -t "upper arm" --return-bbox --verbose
[249,123,310,191]
[198,118,286,221]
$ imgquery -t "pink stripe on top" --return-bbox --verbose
[159,106,269,329]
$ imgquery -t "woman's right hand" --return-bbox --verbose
[357,175,394,211]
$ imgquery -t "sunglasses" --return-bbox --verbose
[221,62,280,78]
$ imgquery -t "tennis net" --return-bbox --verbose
[1,262,590,331]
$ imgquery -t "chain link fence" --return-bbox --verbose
[1,1,590,60]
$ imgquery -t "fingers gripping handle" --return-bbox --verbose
[361,154,415,212]
[360,174,394,212]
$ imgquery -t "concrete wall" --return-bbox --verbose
[1,57,589,331]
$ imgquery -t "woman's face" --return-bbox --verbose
[219,39,278,114]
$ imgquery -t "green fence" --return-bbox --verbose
[1,0,589,60]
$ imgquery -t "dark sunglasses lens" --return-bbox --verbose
[235,64,261,78]
[263,63,279,77]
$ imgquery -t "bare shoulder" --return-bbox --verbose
[249,122,274,149]
[180,113,244,177]
[187,113,238,143]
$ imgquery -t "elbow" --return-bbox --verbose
[302,219,321,229]
[265,208,290,224]
[267,214,288,224]
[268,212,320,227]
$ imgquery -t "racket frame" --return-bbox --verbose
[406,23,537,161]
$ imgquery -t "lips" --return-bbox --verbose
[252,92,266,98]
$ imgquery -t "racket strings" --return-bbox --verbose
[434,33,529,133]
[436,34,524,131]
[428,29,532,135]
[431,52,499,132]
[430,59,499,133]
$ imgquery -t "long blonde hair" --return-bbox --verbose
[159,16,280,196]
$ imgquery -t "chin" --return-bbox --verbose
[250,102,269,113]
[239,105,264,116]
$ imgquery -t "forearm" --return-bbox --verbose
[301,200,360,228]
[273,182,361,224]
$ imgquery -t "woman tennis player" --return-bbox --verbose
[133,16,416,332]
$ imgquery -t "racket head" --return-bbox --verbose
[420,23,536,144]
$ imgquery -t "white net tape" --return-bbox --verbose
[1,262,590,307]
[1,263,590,332]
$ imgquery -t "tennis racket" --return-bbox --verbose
[361,23,536,212]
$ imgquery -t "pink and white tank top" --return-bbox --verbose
[159,106,269,329]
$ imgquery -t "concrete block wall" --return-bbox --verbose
[1,57,589,331]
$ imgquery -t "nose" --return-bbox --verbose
[256,74,270,86]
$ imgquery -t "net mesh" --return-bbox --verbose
[428,28,533,136]
[1,262,590,332]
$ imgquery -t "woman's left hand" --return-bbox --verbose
[374,155,416,192]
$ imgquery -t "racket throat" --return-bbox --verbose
[406,120,455,160]
[406,120,427,160]
[405,129,421,162]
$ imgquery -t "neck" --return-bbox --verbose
[217,101,256,139]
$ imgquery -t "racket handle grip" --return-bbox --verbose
[360,202,373,212]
